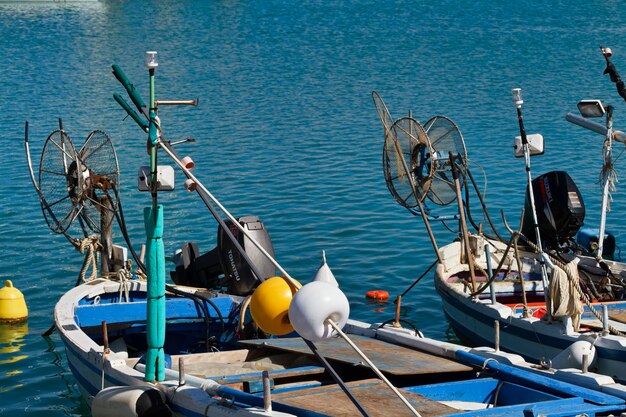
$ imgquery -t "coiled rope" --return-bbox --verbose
[71,235,102,283]
[516,232,625,337]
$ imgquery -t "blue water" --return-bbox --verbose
[2,0,626,414]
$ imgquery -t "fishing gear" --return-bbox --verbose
[375,91,503,242]
[112,55,406,416]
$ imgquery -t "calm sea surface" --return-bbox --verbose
[2,0,626,414]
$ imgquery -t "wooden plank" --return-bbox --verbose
[239,335,471,376]
[213,366,326,385]
[272,378,456,417]
[608,308,626,324]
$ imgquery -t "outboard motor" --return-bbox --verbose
[521,171,585,250]
[171,216,275,296]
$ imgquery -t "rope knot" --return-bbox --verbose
[79,235,101,254]
[76,235,101,283]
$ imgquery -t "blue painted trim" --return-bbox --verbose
[75,296,235,328]
[406,377,559,404]
[65,352,101,397]
[61,335,128,389]
[455,350,624,406]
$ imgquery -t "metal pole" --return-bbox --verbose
[565,113,626,143]
[155,99,199,106]
[450,154,477,294]
[179,357,186,386]
[327,319,422,417]
[486,245,496,304]
[512,88,551,320]
[597,106,614,259]
[144,52,165,382]
[389,127,443,264]
[262,371,272,413]
[494,320,500,352]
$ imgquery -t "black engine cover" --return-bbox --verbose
[521,171,585,249]
[171,216,276,296]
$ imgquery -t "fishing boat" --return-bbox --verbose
[53,277,626,417]
[23,52,626,417]
[375,47,626,384]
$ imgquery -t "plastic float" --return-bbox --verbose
[0,280,27,323]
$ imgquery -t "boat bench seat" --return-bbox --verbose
[74,297,234,329]
[211,365,327,393]
[167,349,327,393]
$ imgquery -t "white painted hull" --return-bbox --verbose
[55,279,296,417]
[56,277,626,417]
[435,239,626,382]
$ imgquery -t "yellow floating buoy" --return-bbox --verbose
[0,280,28,323]
[250,276,299,336]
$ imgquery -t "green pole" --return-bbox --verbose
[144,52,165,382]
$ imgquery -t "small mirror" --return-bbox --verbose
[577,100,606,118]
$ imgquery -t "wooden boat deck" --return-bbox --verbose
[240,335,472,376]
[167,335,475,415]
[272,378,457,417]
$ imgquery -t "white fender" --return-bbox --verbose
[288,281,349,342]
[551,341,597,370]
[311,250,338,287]
[92,386,171,417]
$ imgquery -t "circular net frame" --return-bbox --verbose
[423,116,467,206]
[76,130,120,233]
[383,117,435,209]
[38,130,81,234]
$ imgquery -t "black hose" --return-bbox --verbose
[458,161,503,241]
[112,187,227,349]
[112,186,147,275]
[165,284,213,349]
[398,259,438,299]
[378,319,421,336]
[168,284,226,336]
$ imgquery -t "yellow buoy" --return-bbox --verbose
[0,280,28,323]
[250,276,299,336]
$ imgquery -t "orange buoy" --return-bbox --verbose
[365,290,389,301]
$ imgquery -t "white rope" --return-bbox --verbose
[116,268,132,303]
[75,235,101,282]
